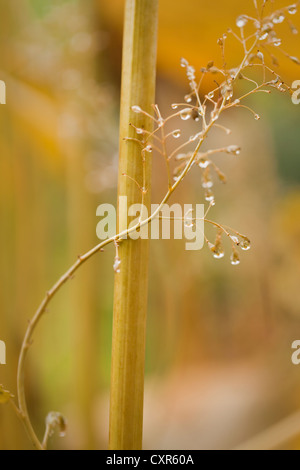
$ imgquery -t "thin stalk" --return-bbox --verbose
[109,0,159,450]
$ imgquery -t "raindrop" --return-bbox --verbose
[226,145,241,156]
[132,105,142,113]
[254,20,260,29]
[184,220,194,228]
[113,257,121,273]
[202,180,213,189]
[208,91,215,99]
[172,130,181,139]
[158,118,164,128]
[199,158,210,169]
[221,84,233,101]
[262,22,274,33]
[211,243,224,259]
[193,111,201,122]
[240,237,251,251]
[144,145,153,153]
[236,15,248,28]
[258,31,269,40]
[273,38,282,47]
[185,94,192,103]
[213,250,224,259]
[257,52,264,61]
[230,236,240,245]
[254,114,261,120]
[290,24,299,34]
[288,5,297,15]
[171,104,178,109]
[136,128,144,134]
[180,109,192,121]
[181,58,189,68]
[272,13,285,24]
[205,189,215,203]
[230,251,240,266]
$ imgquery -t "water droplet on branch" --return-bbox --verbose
[288,5,297,15]
[240,237,251,251]
[113,257,121,273]
[180,58,189,68]
[180,109,192,121]
[236,15,248,28]
[272,12,285,24]
[205,189,215,205]
[258,31,269,41]
[211,243,224,259]
[230,251,240,266]
[172,130,181,139]
[199,158,210,169]
[202,180,213,189]
[221,84,234,101]
[226,145,241,156]
[131,105,142,113]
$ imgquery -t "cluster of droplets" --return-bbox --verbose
[181,57,197,93]
[207,230,251,265]
[199,163,226,206]
[125,0,300,269]
[236,4,300,66]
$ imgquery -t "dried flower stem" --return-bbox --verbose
[9,0,299,450]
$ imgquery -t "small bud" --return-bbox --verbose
[131,105,142,113]
[46,412,67,438]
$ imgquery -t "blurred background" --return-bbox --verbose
[0,0,300,450]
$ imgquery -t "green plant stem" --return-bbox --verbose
[108,0,159,450]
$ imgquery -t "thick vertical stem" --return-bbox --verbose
[109,0,159,450]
